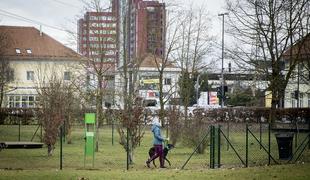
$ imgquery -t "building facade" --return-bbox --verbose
[77,0,120,106]
[138,56,180,100]
[0,26,84,108]
[129,0,166,59]
[77,0,119,64]
[282,34,310,108]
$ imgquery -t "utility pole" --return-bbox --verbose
[297,63,300,108]
[218,13,228,108]
[195,74,200,104]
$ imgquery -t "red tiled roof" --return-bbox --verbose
[0,26,82,61]
[139,54,177,68]
[283,33,310,61]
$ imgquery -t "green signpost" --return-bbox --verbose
[84,113,96,168]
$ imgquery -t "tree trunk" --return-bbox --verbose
[159,72,165,127]
[66,122,72,144]
[269,89,277,124]
[95,75,104,152]
[129,147,134,165]
[0,85,4,108]
[47,144,54,156]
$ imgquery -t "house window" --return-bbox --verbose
[64,71,71,81]
[22,96,27,107]
[8,95,36,108]
[15,96,21,108]
[27,71,34,81]
[6,69,14,81]
[299,93,303,107]
[28,96,35,107]
[291,92,296,108]
[26,49,32,54]
[8,96,14,107]
[164,78,171,85]
[15,48,21,54]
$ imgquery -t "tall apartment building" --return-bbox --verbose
[129,0,166,59]
[77,0,119,106]
[77,0,119,65]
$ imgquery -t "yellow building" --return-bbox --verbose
[0,26,84,108]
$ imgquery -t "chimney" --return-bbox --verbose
[40,25,43,36]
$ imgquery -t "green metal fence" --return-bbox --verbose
[0,121,309,171]
[181,121,310,170]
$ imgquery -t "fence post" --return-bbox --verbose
[218,125,221,168]
[210,125,214,169]
[227,121,230,151]
[308,119,310,149]
[268,123,271,165]
[40,122,43,142]
[295,120,298,148]
[112,119,114,146]
[259,120,262,149]
[18,119,21,141]
[127,127,129,170]
[63,120,66,143]
[60,124,63,170]
[138,123,141,146]
[246,124,248,167]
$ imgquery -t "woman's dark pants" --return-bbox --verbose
[147,144,164,167]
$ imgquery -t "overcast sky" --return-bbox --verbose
[0,0,227,69]
[0,0,226,46]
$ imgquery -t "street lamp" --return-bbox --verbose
[218,12,228,108]
[195,74,200,104]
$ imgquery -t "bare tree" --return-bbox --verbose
[152,8,182,126]
[173,6,213,122]
[116,0,147,165]
[225,0,310,121]
[72,0,118,152]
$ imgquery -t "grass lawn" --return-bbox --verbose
[1,163,310,180]
[0,124,309,179]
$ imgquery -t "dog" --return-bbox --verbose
[148,144,174,167]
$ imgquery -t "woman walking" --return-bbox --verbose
[146,115,168,168]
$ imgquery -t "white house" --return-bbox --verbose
[114,55,181,108]
[282,34,310,108]
[137,55,181,105]
[0,26,85,108]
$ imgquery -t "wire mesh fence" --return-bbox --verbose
[0,118,309,171]
[180,121,310,170]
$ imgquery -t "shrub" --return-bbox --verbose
[183,109,209,154]
[166,106,183,146]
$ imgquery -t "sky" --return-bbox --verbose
[0,0,227,68]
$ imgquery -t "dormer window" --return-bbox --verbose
[15,48,21,54]
[26,49,32,54]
